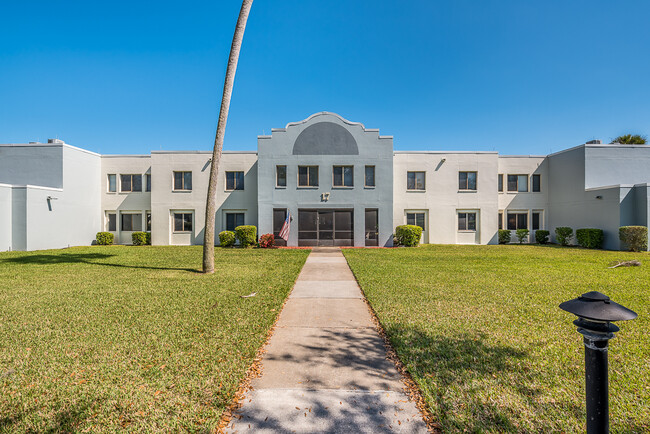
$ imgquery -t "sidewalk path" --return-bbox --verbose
[225,247,428,433]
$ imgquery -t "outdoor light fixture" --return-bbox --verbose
[559,291,637,433]
[595,195,603,200]
[46,196,58,201]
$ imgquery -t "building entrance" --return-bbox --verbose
[298,209,353,246]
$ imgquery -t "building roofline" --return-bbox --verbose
[499,155,546,158]
[150,150,257,155]
[394,150,498,155]
[0,142,101,157]
[0,183,64,191]
[261,111,385,137]
[102,154,151,158]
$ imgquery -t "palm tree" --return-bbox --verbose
[611,134,647,145]
[203,0,254,274]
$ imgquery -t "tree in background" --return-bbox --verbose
[611,134,647,144]
[203,0,254,274]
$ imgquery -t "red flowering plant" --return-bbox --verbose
[259,233,275,248]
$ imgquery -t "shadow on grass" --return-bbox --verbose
[1,400,95,433]
[384,324,583,432]
[0,253,201,273]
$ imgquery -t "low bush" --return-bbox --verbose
[259,233,275,248]
[576,228,604,249]
[395,225,422,247]
[131,232,151,246]
[235,225,257,248]
[535,230,550,244]
[498,229,511,244]
[219,231,236,247]
[619,226,648,252]
[555,227,573,246]
[516,229,530,244]
[96,232,114,246]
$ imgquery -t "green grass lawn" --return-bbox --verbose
[343,245,649,433]
[0,246,309,432]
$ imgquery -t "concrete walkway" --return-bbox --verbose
[225,248,428,433]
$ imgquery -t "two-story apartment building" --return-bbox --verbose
[2,112,649,251]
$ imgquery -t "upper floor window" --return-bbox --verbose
[507,174,528,192]
[226,171,244,191]
[276,165,287,187]
[108,174,116,192]
[458,212,477,231]
[298,166,319,187]
[121,174,142,192]
[459,171,477,191]
[365,165,375,187]
[145,174,151,192]
[532,174,541,192]
[333,165,353,187]
[407,171,425,191]
[498,174,503,192]
[173,171,192,191]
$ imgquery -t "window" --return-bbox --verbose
[108,174,116,192]
[107,213,116,231]
[507,212,528,230]
[146,212,151,232]
[273,209,288,245]
[498,211,503,230]
[407,172,425,190]
[507,174,529,192]
[459,172,477,191]
[121,213,142,231]
[406,212,426,231]
[532,211,541,230]
[173,171,192,191]
[226,171,245,191]
[458,212,477,231]
[333,165,353,187]
[498,174,503,192]
[365,209,378,246]
[146,174,151,192]
[365,165,375,187]
[276,165,287,187]
[226,213,245,231]
[120,174,142,192]
[532,174,541,192]
[173,212,193,232]
[298,166,319,187]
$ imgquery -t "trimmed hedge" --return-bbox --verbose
[131,232,151,246]
[555,227,573,246]
[576,228,604,249]
[259,233,275,248]
[235,225,257,248]
[619,226,648,252]
[516,229,530,244]
[535,230,550,244]
[498,229,511,244]
[219,231,236,247]
[96,232,114,246]
[395,225,422,247]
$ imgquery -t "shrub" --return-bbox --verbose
[259,233,275,248]
[219,231,236,247]
[555,227,573,246]
[96,232,114,246]
[131,232,151,246]
[535,230,550,244]
[576,228,604,249]
[395,225,422,247]
[235,225,257,248]
[498,229,511,244]
[619,226,648,252]
[516,229,530,244]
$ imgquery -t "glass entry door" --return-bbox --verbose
[298,209,353,246]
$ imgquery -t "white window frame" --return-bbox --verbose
[120,212,143,232]
[506,210,529,230]
[107,174,117,193]
[225,171,245,191]
[405,210,427,232]
[406,171,426,191]
[457,210,478,232]
[298,165,319,188]
[173,171,192,192]
[106,211,117,232]
[507,174,529,193]
[458,171,478,191]
[224,210,246,232]
[332,165,354,188]
[172,210,194,233]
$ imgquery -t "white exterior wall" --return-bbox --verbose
[393,152,499,245]
[0,184,12,251]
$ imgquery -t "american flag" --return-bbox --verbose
[279,212,291,241]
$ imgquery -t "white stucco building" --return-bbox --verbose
[2,112,650,251]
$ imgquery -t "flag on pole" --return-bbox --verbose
[279,212,291,241]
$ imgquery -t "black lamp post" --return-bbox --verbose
[559,291,637,434]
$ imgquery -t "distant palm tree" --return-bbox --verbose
[203,0,254,274]
[611,134,647,145]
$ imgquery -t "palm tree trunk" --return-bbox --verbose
[203,0,253,273]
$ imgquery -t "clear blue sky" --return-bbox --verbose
[1,1,649,155]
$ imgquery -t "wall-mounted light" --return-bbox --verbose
[441,158,446,163]
[595,195,603,200]
[47,196,58,201]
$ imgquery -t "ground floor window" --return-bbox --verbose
[107,213,116,231]
[146,212,151,232]
[173,213,193,232]
[226,212,245,231]
[458,212,477,231]
[532,211,541,230]
[507,212,528,230]
[121,213,142,231]
[365,209,378,246]
[406,212,426,231]
[498,211,503,230]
